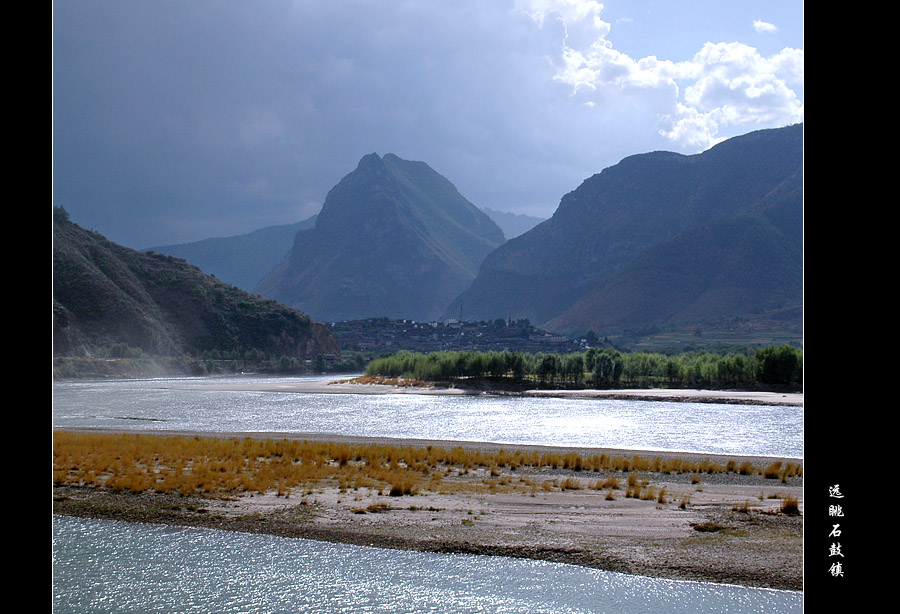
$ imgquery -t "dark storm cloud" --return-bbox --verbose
[52,1,801,249]
[52,1,605,247]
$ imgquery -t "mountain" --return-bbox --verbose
[53,207,339,359]
[147,215,317,292]
[546,180,802,333]
[481,207,547,240]
[254,153,506,322]
[448,124,803,335]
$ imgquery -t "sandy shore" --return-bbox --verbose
[54,427,802,591]
[170,376,804,407]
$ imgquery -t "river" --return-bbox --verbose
[51,374,802,458]
[52,375,803,612]
[53,516,801,613]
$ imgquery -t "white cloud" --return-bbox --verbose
[753,19,778,34]
[518,1,802,151]
[517,0,608,31]
[664,43,803,146]
[658,104,724,149]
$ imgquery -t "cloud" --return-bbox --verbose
[519,1,803,150]
[52,0,803,248]
[516,0,607,30]
[665,43,803,144]
[238,111,288,150]
[54,0,613,246]
[753,19,778,34]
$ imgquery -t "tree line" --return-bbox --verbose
[191,347,364,374]
[365,345,802,390]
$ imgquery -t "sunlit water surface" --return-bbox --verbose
[53,375,803,612]
[53,516,802,614]
[52,375,802,457]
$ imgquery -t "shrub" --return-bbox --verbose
[763,462,783,479]
[593,476,619,490]
[780,496,800,515]
[388,475,416,497]
[560,477,582,490]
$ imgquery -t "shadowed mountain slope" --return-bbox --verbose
[148,216,317,292]
[53,207,338,358]
[448,124,803,334]
[255,153,505,322]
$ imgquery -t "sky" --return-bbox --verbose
[52,0,803,250]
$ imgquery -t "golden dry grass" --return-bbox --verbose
[52,431,796,499]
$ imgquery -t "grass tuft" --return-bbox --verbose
[780,495,800,515]
[560,477,583,490]
[692,521,725,533]
[52,431,798,506]
[732,500,751,513]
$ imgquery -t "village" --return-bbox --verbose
[327,317,589,355]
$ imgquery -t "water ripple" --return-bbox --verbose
[53,516,802,614]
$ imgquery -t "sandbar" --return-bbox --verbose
[54,428,802,591]
[168,376,803,407]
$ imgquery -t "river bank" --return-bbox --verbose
[53,430,802,591]
[165,374,804,407]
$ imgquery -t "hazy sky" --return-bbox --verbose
[52,1,803,249]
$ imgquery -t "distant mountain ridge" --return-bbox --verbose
[53,207,339,359]
[148,216,317,292]
[145,206,541,294]
[255,153,505,322]
[481,207,546,239]
[72,125,801,347]
[448,124,803,335]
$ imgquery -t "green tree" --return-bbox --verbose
[754,345,801,386]
[563,354,584,385]
[506,352,526,382]
[593,349,623,389]
[465,353,486,378]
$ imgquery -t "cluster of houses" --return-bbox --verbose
[328,317,586,355]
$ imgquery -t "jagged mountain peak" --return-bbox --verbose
[359,151,384,165]
[255,153,504,322]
